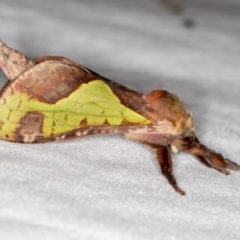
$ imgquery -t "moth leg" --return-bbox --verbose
[195,155,212,168]
[157,146,185,195]
[184,138,240,174]
[144,143,186,195]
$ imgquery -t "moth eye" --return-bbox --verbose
[182,136,194,146]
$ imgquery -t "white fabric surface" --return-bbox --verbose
[0,0,240,239]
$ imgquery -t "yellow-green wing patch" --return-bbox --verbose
[0,80,150,142]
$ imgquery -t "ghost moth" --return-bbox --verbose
[0,40,239,195]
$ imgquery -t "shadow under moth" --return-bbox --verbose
[0,39,239,195]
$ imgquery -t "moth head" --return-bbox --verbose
[170,114,196,153]
[143,90,196,152]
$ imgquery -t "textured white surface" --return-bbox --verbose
[0,0,240,239]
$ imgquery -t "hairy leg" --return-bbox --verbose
[157,146,185,195]
[145,142,185,195]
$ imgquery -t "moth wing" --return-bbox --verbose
[0,60,151,143]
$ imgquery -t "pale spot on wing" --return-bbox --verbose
[55,135,66,141]
[76,131,82,136]
[22,134,37,143]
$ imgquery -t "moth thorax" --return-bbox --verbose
[143,89,190,127]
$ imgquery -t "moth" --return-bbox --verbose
[0,39,239,195]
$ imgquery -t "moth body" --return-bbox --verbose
[125,89,195,153]
[0,39,239,195]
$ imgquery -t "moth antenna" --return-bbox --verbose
[0,39,35,81]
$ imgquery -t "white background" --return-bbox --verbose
[0,0,240,239]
